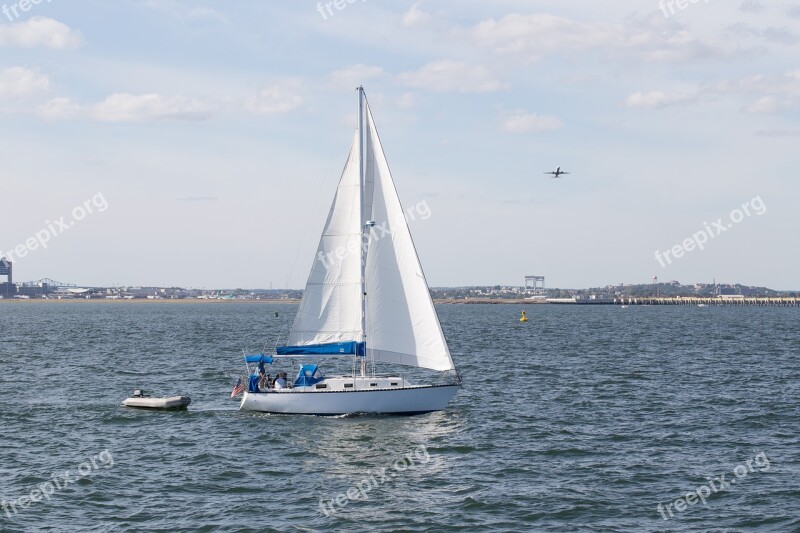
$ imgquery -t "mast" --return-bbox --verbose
[357,86,367,376]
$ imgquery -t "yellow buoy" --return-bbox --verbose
[520,310,528,322]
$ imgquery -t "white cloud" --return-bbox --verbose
[403,3,431,26]
[739,0,767,13]
[140,1,229,24]
[37,97,81,120]
[91,93,213,122]
[327,64,383,89]
[715,70,800,113]
[469,12,741,64]
[187,6,227,22]
[726,23,799,45]
[0,67,49,97]
[755,128,800,137]
[625,91,698,109]
[627,70,800,113]
[501,111,563,133]
[743,96,780,114]
[398,60,504,93]
[0,17,83,49]
[245,80,304,114]
[396,92,417,109]
[175,196,219,202]
[472,13,607,60]
[34,93,219,122]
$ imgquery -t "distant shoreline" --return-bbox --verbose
[433,299,541,304]
[2,297,796,306]
[0,298,535,304]
[0,298,302,304]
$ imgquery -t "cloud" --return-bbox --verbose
[403,3,431,27]
[327,64,383,89]
[627,70,800,113]
[139,1,229,24]
[245,79,304,114]
[33,93,217,122]
[726,23,799,45]
[175,196,219,202]
[91,93,213,122]
[743,96,781,114]
[715,71,800,113]
[625,91,698,109]
[0,67,49,97]
[468,12,741,64]
[739,0,766,13]
[83,156,106,166]
[501,111,563,133]
[759,27,800,45]
[37,97,81,120]
[0,17,83,49]
[398,60,504,93]
[755,128,800,137]
[472,13,608,60]
[396,92,417,109]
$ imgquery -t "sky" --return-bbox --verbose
[0,0,798,290]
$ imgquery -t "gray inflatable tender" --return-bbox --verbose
[123,390,191,409]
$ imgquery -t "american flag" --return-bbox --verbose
[230,377,244,398]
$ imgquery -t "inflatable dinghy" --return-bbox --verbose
[123,390,191,410]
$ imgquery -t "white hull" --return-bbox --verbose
[239,383,459,415]
[123,396,191,409]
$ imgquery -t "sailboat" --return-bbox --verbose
[239,87,461,415]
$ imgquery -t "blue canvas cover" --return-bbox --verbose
[245,354,274,364]
[248,374,260,392]
[293,364,325,387]
[276,341,365,356]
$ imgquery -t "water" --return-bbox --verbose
[1,302,798,532]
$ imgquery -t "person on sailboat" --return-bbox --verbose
[259,373,271,391]
[274,372,287,389]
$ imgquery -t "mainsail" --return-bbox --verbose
[280,130,364,353]
[279,89,455,372]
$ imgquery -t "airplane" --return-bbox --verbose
[544,167,570,178]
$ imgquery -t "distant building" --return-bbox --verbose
[17,282,51,298]
[525,275,545,296]
[0,257,15,298]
